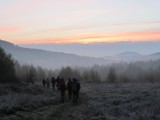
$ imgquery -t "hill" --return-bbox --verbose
[112,51,145,61]
[0,40,109,69]
[21,41,160,57]
[1,40,160,68]
[148,52,160,60]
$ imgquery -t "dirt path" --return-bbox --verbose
[35,92,89,120]
[13,92,89,120]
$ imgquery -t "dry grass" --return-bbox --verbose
[1,83,160,120]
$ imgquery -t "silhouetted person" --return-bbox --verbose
[58,78,67,103]
[42,79,46,87]
[72,78,81,103]
[51,77,56,91]
[56,76,61,91]
[76,79,81,99]
[67,78,73,100]
[46,78,50,88]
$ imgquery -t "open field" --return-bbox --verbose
[0,83,160,120]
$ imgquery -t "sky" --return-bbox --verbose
[0,0,160,44]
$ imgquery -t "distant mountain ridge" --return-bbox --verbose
[0,40,109,69]
[105,51,160,62]
[116,51,142,57]
[111,51,145,61]
[0,40,160,69]
[21,41,160,57]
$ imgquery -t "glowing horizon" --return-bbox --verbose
[0,0,160,44]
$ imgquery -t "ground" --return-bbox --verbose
[0,83,160,120]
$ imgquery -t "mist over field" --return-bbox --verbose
[1,0,160,119]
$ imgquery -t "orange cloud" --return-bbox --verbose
[15,30,160,44]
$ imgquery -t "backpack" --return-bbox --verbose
[61,82,67,91]
[72,83,78,92]
[76,82,80,91]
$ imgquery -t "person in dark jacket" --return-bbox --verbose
[42,79,46,87]
[67,78,73,100]
[46,78,50,88]
[56,76,61,91]
[51,77,56,91]
[72,78,81,103]
[58,78,67,103]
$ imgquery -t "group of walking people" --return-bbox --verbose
[42,76,81,103]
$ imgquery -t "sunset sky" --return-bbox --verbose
[0,0,160,44]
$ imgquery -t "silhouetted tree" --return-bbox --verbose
[89,69,101,82]
[0,47,18,83]
[37,66,46,81]
[59,67,73,80]
[26,65,35,85]
[119,74,129,83]
[82,70,90,82]
[107,67,117,83]
[82,69,101,82]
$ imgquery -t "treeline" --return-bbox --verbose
[0,47,55,84]
[85,60,160,83]
[56,60,160,83]
[14,62,55,84]
[19,60,160,84]
[1,46,160,84]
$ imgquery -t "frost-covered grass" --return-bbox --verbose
[1,83,160,120]
[82,83,160,120]
[0,84,59,120]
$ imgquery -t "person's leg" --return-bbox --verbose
[63,91,65,101]
[68,90,70,100]
[77,90,79,98]
[69,90,72,100]
[53,85,55,91]
[70,91,73,100]
[72,92,75,103]
[61,91,65,103]
[75,91,78,103]
[61,91,63,102]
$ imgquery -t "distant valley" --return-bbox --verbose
[0,40,109,69]
[0,40,160,69]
